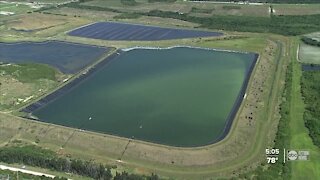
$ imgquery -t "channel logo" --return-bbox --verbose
[287,150,309,161]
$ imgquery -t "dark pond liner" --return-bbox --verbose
[22,50,259,147]
[22,50,122,114]
[302,64,320,71]
[68,21,223,41]
[0,40,109,74]
[208,53,259,146]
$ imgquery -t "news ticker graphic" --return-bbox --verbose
[265,148,310,164]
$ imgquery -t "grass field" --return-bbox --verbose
[5,13,68,31]
[0,13,91,41]
[0,63,64,112]
[289,39,320,179]
[0,2,33,15]
[272,4,320,15]
[298,43,320,64]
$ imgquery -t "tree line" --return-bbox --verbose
[0,145,159,180]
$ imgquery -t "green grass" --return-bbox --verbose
[0,2,33,15]
[0,63,57,83]
[198,36,267,53]
[298,43,320,64]
[289,39,320,179]
[0,63,61,111]
[272,4,320,15]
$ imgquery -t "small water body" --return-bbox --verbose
[32,47,257,147]
[0,41,109,73]
[302,64,320,71]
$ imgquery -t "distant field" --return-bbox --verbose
[273,4,320,15]
[0,2,33,15]
[299,43,320,64]
[5,13,68,31]
[82,0,271,17]
[46,7,120,19]
[80,0,320,17]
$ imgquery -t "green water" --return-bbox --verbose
[33,47,256,147]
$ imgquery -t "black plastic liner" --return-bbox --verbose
[210,53,259,145]
[22,50,122,114]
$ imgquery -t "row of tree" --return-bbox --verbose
[0,145,159,180]
[0,146,112,179]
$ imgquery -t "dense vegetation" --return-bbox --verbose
[222,5,241,10]
[238,63,292,179]
[148,0,176,3]
[192,0,320,4]
[114,172,159,180]
[0,145,159,180]
[114,13,142,19]
[190,7,213,14]
[301,71,320,147]
[0,169,67,180]
[0,145,112,179]
[301,37,320,47]
[120,0,138,6]
[142,10,320,35]
[0,63,57,83]
[63,3,122,13]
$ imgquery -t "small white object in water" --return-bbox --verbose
[89,117,92,120]
[139,125,142,129]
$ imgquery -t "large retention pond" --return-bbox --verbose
[30,47,257,147]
